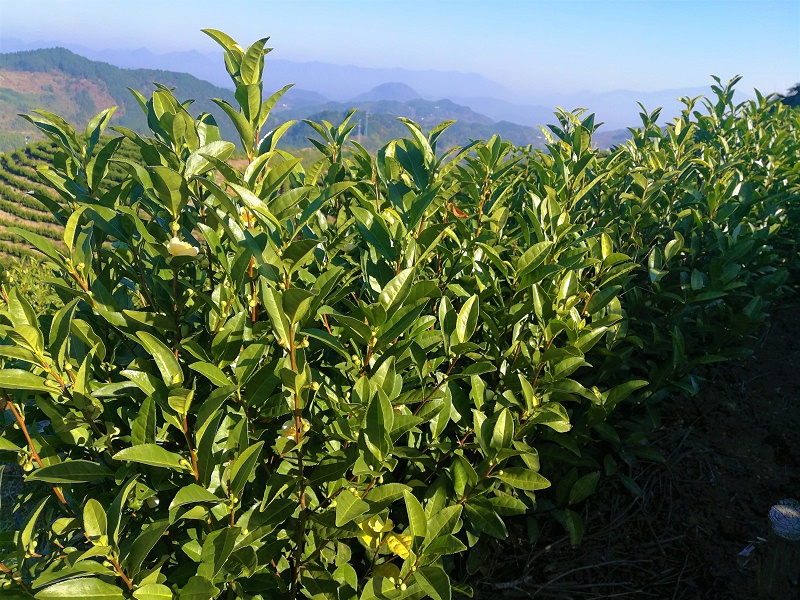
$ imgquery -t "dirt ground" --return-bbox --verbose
[468,299,800,599]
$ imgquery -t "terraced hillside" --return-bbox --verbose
[0,139,140,264]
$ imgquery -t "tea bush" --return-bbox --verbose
[0,31,797,600]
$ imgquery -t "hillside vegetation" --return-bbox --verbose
[0,47,239,149]
[0,139,145,263]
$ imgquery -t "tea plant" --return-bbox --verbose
[0,31,650,600]
[0,30,797,600]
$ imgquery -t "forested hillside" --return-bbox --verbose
[0,48,240,148]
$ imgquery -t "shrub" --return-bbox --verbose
[0,31,797,600]
[0,30,648,600]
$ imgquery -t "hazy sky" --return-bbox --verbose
[1,0,798,95]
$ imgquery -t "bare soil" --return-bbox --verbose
[468,298,800,599]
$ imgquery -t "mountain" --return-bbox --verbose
[0,38,734,132]
[0,47,546,154]
[277,110,544,152]
[0,38,513,102]
[353,83,420,102]
[0,47,240,147]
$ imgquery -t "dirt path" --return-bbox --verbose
[468,297,800,599]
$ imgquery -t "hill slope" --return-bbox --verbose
[0,47,239,150]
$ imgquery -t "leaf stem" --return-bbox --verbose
[0,560,33,595]
[109,556,133,591]
[2,390,67,505]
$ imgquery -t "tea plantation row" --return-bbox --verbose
[0,31,797,600]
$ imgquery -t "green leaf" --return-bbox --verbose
[169,484,222,510]
[585,285,622,315]
[196,410,224,486]
[135,332,183,386]
[496,467,551,491]
[27,460,113,483]
[186,141,235,177]
[602,379,648,409]
[108,477,138,548]
[20,496,49,559]
[424,505,462,548]
[516,241,553,276]
[455,294,479,344]
[378,268,414,311]
[113,444,187,470]
[35,578,125,600]
[198,527,240,580]
[363,389,393,462]
[123,520,169,575]
[414,566,451,600]
[149,165,191,218]
[463,501,507,539]
[189,362,232,387]
[263,288,290,345]
[0,437,24,452]
[425,534,468,557]
[7,227,66,268]
[132,583,173,600]
[82,499,107,545]
[282,288,317,325]
[178,576,218,600]
[404,490,427,546]
[0,369,54,393]
[281,239,319,275]
[84,107,117,149]
[49,299,80,368]
[228,441,263,498]
[568,472,600,505]
[335,489,369,527]
[556,508,585,546]
[490,408,514,451]
[63,205,91,252]
[131,395,157,445]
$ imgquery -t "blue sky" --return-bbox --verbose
[1,0,797,95]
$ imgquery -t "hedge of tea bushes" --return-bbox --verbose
[0,30,797,600]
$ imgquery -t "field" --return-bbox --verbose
[0,40,797,600]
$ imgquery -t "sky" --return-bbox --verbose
[0,0,798,96]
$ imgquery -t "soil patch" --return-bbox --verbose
[469,298,800,599]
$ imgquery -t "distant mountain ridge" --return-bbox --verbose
[0,37,735,131]
[0,47,547,153]
[353,83,420,103]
